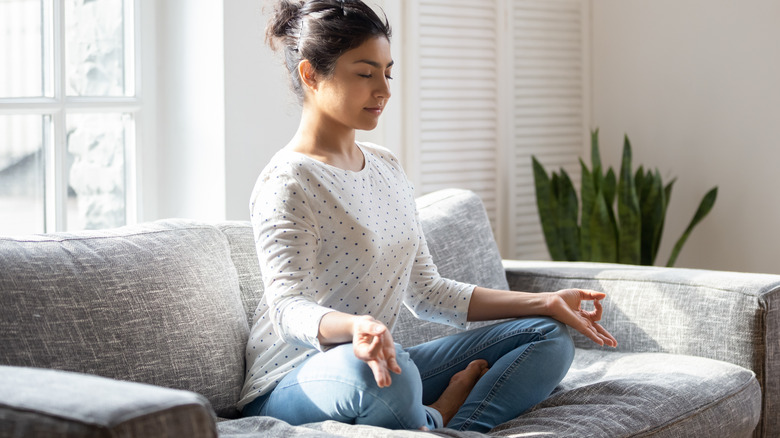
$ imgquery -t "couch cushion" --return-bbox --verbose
[0,220,249,418]
[414,189,508,292]
[216,222,265,329]
[0,365,217,438]
[491,349,761,437]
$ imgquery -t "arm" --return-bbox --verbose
[252,175,335,351]
[467,286,618,347]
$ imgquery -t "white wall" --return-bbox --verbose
[591,0,780,274]
[223,0,299,221]
[155,0,226,221]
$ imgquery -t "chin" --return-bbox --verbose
[356,121,380,132]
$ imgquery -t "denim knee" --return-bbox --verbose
[534,317,575,379]
[354,345,428,429]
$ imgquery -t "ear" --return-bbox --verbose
[298,60,318,91]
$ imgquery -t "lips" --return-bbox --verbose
[364,106,383,115]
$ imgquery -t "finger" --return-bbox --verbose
[375,328,402,374]
[354,333,382,361]
[367,359,391,387]
[370,323,386,336]
[575,319,605,346]
[585,326,605,346]
[578,289,607,301]
[593,299,604,321]
[386,355,402,375]
[379,334,402,374]
[366,333,383,357]
[594,323,618,347]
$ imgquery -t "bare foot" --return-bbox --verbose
[428,359,489,427]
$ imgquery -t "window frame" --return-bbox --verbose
[0,0,143,233]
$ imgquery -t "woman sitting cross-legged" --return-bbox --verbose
[239,0,617,432]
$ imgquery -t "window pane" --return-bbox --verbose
[66,112,129,231]
[65,0,129,96]
[0,115,45,235]
[0,0,43,98]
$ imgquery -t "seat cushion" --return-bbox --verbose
[491,349,761,437]
[0,220,249,418]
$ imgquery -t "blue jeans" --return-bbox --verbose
[241,317,575,432]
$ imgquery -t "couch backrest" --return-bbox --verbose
[0,220,248,418]
[219,188,509,348]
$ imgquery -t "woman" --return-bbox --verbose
[240,0,617,432]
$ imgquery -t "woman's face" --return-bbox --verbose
[307,36,393,132]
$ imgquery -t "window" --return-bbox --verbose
[0,0,139,234]
[403,0,589,259]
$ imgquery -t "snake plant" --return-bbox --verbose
[532,129,718,267]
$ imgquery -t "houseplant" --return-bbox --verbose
[532,129,718,267]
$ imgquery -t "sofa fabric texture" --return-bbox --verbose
[504,260,780,437]
[0,222,249,418]
[0,188,773,437]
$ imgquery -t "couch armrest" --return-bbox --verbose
[0,366,217,438]
[504,260,780,436]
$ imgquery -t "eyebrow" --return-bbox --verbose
[353,59,394,68]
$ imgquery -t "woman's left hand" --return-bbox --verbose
[546,289,618,347]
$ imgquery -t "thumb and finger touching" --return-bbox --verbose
[353,318,401,387]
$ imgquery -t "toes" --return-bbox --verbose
[467,359,489,376]
[454,359,490,384]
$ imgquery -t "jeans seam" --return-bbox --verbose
[418,327,545,381]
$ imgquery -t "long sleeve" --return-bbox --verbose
[251,172,334,352]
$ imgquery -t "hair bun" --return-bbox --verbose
[265,0,304,50]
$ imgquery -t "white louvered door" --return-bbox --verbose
[508,0,590,260]
[403,0,502,230]
[403,0,589,259]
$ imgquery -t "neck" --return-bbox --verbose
[288,106,363,171]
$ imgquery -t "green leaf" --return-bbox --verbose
[532,156,567,261]
[666,187,718,267]
[617,135,641,264]
[589,189,618,263]
[604,168,617,207]
[634,166,645,193]
[580,159,595,261]
[656,178,676,256]
[591,128,602,173]
[556,169,581,261]
[639,170,665,265]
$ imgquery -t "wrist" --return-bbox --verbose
[540,292,559,317]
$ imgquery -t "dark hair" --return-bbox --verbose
[265,0,392,103]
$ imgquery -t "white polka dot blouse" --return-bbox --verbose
[238,142,475,409]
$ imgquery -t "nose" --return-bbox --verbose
[375,76,391,101]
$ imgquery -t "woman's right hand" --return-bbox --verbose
[352,315,402,388]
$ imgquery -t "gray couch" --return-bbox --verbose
[0,188,776,437]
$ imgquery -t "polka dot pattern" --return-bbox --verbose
[238,142,475,410]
